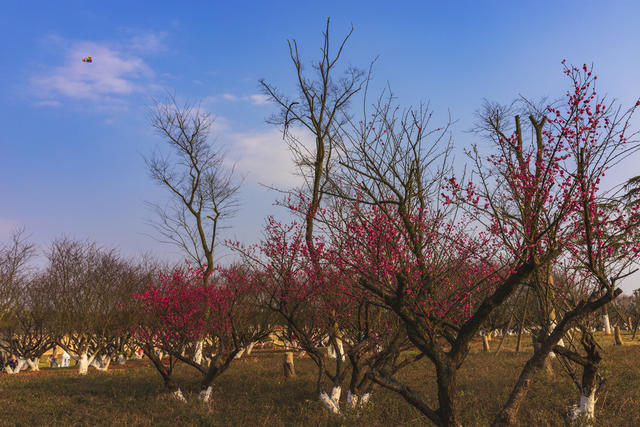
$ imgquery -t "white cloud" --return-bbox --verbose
[249,94,270,105]
[34,100,62,108]
[127,30,168,54]
[204,93,271,106]
[222,93,238,101]
[30,32,165,107]
[227,129,304,188]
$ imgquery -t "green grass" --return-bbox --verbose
[2,333,639,426]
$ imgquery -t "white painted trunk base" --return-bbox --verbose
[199,386,213,402]
[118,354,126,365]
[571,392,596,421]
[4,365,18,374]
[336,340,345,362]
[319,391,340,414]
[603,314,612,335]
[327,345,336,359]
[360,393,371,405]
[347,390,358,408]
[194,341,203,365]
[330,386,341,404]
[173,388,187,402]
[91,355,111,371]
[78,353,89,375]
[347,390,371,409]
[26,358,40,371]
[234,348,245,359]
[245,342,255,355]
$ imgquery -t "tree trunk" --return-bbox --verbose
[283,351,295,378]
[602,313,612,335]
[199,386,213,402]
[92,355,111,371]
[327,344,336,359]
[483,336,491,352]
[194,340,203,365]
[515,289,530,353]
[234,347,246,359]
[77,352,91,375]
[614,326,624,345]
[531,333,554,376]
[319,387,341,414]
[26,358,40,371]
[245,342,256,355]
[435,360,460,427]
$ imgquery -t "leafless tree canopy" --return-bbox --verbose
[0,228,35,321]
[146,94,241,280]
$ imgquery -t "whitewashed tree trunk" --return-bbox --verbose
[199,386,213,402]
[91,355,111,371]
[327,344,336,359]
[77,351,96,375]
[18,358,28,371]
[194,341,203,365]
[360,392,371,406]
[330,386,341,404]
[319,391,340,414]
[26,358,40,371]
[245,342,256,355]
[173,388,187,402]
[4,365,19,374]
[603,314,612,335]
[234,348,246,359]
[118,354,126,365]
[347,390,371,409]
[571,391,596,421]
[335,339,345,362]
[347,390,358,408]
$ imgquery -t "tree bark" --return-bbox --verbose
[283,351,295,378]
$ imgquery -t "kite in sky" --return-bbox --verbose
[82,56,93,63]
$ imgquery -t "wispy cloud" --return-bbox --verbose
[227,129,303,187]
[34,100,62,108]
[30,31,165,108]
[204,93,271,106]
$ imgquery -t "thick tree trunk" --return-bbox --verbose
[92,355,111,371]
[77,352,92,375]
[194,340,203,365]
[26,358,40,371]
[570,356,599,422]
[435,361,460,427]
[483,336,491,352]
[283,351,295,377]
[199,386,213,402]
[614,326,624,345]
[319,387,341,414]
[233,348,245,359]
[327,344,336,359]
[602,313,612,335]
[531,333,554,376]
[245,342,256,355]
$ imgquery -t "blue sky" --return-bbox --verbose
[1,1,640,289]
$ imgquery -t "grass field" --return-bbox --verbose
[1,333,639,426]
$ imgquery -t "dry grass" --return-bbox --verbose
[1,333,639,426]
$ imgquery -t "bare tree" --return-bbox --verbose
[146,94,241,283]
[0,228,35,322]
[258,17,370,411]
[47,238,144,375]
[0,274,56,374]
